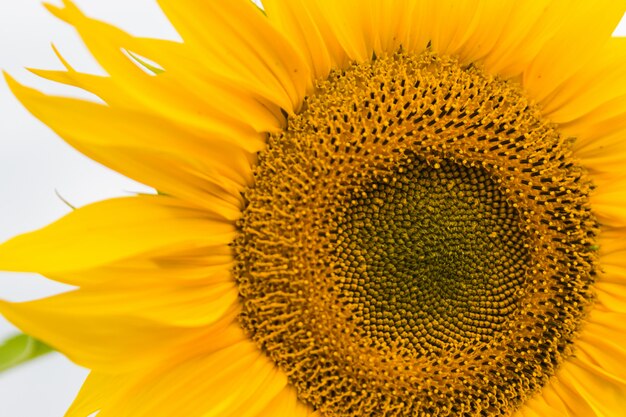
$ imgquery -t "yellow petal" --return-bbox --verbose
[0,195,235,275]
[96,339,287,417]
[577,309,626,381]
[568,95,626,142]
[576,146,626,184]
[568,98,626,177]
[578,310,626,378]
[7,74,252,210]
[522,0,626,102]
[0,299,232,373]
[263,0,346,80]
[584,310,626,345]
[480,0,554,74]
[438,0,515,64]
[485,0,570,78]
[590,177,626,228]
[517,391,570,417]
[304,0,424,61]
[600,263,626,285]
[577,335,626,383]
[516,376,574,417]
[595,281,626,313]
[550,367,598,416]
[8,280,239,328]
[558,358,626,417]
[312,0,377,62]
[36,33,283,137]
[67,325,253,414]
[44,1,280,141]
[541,382,577,416]
[543,38,626,124]
[53,248,234,288]
[65,372,129,417]
[364,0,429,56]
[257,385,317,417]
[599,230,626,284]
[30,66,280,140]
[156,0,310,113]
[598,227,626,254]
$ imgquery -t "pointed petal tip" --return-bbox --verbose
[3,73,42,107]
[3,70,16,85]
[43,0,84,25]
[42,2,63,17]
[50,43,74,71]
[25,68,47,80]
[2,72,29,103]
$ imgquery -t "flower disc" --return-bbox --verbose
[238,51,597,416]
[335,156,528,353]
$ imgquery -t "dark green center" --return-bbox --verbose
[334,156,528,353]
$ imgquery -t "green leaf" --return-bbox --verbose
[0,333,54,373]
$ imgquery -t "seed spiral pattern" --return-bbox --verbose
[335,157,528,354]
[234,51,597,416]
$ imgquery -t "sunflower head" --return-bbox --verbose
[1,1,626,417]
[235,50,599,416]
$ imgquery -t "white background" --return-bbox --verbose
[0,1,625,416]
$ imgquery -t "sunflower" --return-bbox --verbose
[2,0,626,415]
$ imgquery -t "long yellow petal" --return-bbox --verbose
[157,0,310,113]
[256,385,318,417]
[559,358,626,417]
[7,74,252,210]
[485,0,570,77]
[600,263,626,285]
[65,323,253,415]
[0,297,236,373]
[541,382,577,416]
[590,177,626,228]
[263,0,346,80]
[549,368,598,416]
[44,1,280,141]
[312,0,377,62]
[523,0,626,102]
[8,73,256,184]
[436,0,515,64]
[516,385,573,417]
[29,65,281,139]
[577,336,626,383]
[312,0,425,61]
[568,112,626,181]
[480,0,554,74]
[516,373,574,417]
[65,372,129,417]
[577,309,626,382]
[0,195,235,275]
[366,0,426,56]
[53,248,234,288]
[585,308,626,342]
[8,281,239,328]
[96,340,287,417]
[543,38,626,124]
[37,25,283,136]
[595,281,626,313]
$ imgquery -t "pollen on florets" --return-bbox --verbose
[234,50,597,417]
